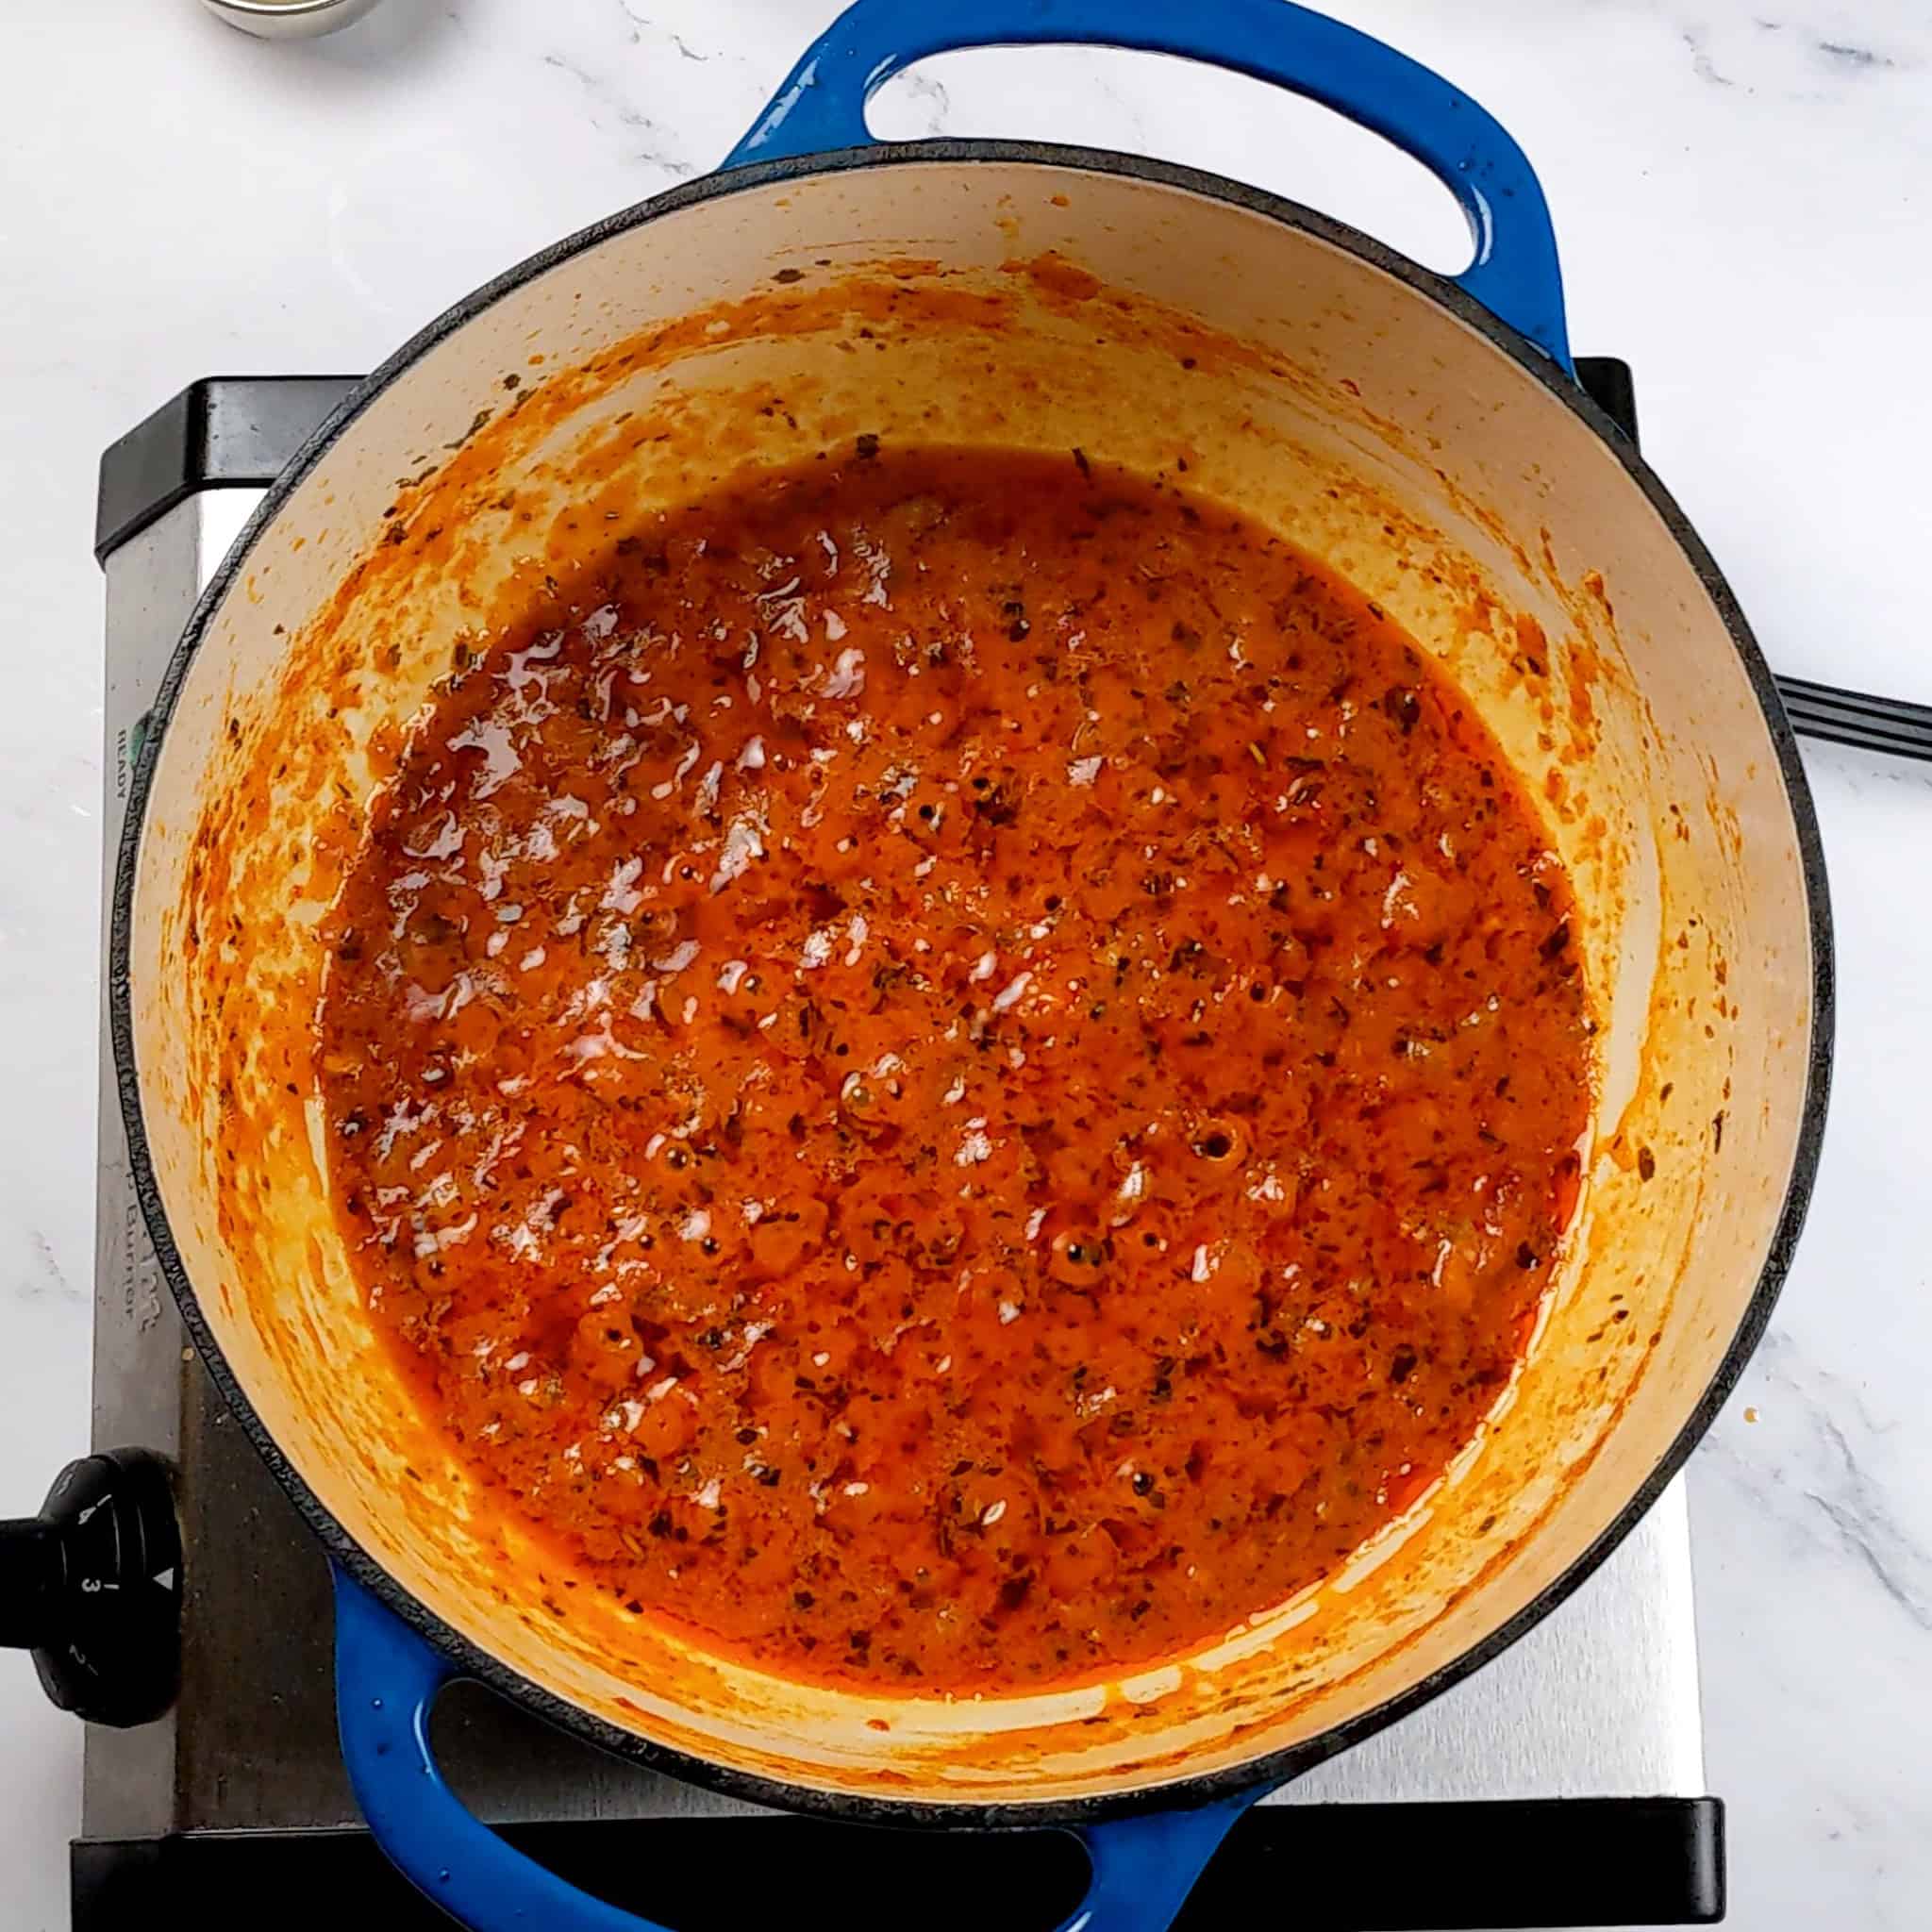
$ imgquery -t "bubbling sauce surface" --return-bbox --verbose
[318,446,1590,1691]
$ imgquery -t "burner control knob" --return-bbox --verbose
[0,1449,179,1726]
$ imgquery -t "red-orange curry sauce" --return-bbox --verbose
[318,445,1591,1692]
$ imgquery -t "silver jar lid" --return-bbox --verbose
[200,0,387,39]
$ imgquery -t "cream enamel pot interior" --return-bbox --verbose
[111,3,1830,1925]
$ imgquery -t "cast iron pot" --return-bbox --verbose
[113,2,1832,1925]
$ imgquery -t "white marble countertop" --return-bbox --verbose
[3,1,1928,1926]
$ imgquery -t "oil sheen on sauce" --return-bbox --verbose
[317,445,1591,1693]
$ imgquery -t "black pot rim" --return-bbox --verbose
[109,136,1835,1833]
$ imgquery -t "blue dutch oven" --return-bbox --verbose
[113,2,1830,1926]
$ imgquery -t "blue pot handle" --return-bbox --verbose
[335,1566,1264,1930]
[724,0,1571,370]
